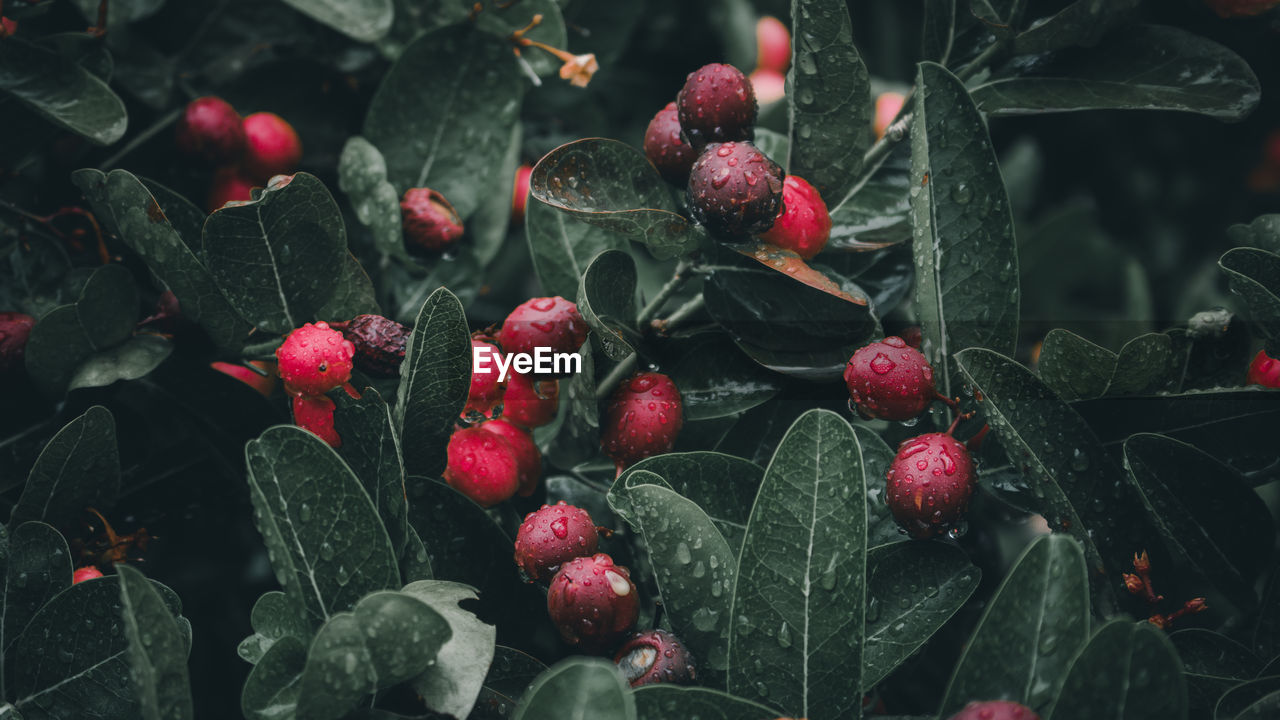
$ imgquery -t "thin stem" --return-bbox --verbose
[955,39,1007,83]
[636,260,693,327]
[593,352,637,402]
[99,107,183,171]
[655,294,706,334]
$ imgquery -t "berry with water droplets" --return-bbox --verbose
[292,394,341,448]
[759,175,831,259]
[176,97,245,165]
[645,102,698,184]
[601,372,683,471]
[276,322,355,396]
[755,16,791,73]
[465,338,508,416]
[0,311,34,373]
[443,426,521,507]
[480,418,541,496]
[615,629,697,687]
[241,112,302,181]
[500,372,560,429]
[340,314,410,378]
[547,553,638,652]
[886,432,976,539]
[207,167,256,212]
[676,63,757,150]
[947,701,1039,720]
[844,336,938,421]
[72,566,103,584]
[498,296,588,360]
[1204,0,1280,17]
[688,141,785,239]
[514,501,599,583]
[1247,349,1280,388]
[401,187,464,253]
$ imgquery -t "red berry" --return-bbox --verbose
[749,68,786,105]
[443,426,521,507]
[207,167,256,212]
[72,566,103,584]
[340,314,410,378]
[947,701,1040,720]
[479,418,541,497]
[676,63,757,150]
[886,432,976,539]
[900,325,924,349]
[547,553,638,652]
[687,141,785,239]
[514,501,599,583]
[615,629,697,688]
[498,297,588,361]
[275,321,356,396]
[755,16,791,73]
[210,360,277,397]
[175,97,245,165]
[1247,349,1280,388]
[512,164,532,226]
[844,336,938,421]
[501,372,559,429]
[644,102,697,185]
[0,311,35,373]
[1205,0,1280,17]
[1,17,17,36]
[601,372,683,471]
[292,394,341,448]
[241,112,302,182]
[874,92,906,140]
[759,175,831,260]
[400,188,464,253]
[465,338,508,416]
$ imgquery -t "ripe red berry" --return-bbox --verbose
[498,296,588,360]
[514,501,599,583]
[1205,0,1280,17]
[755,16,791,73]
[511,164,532,226]
[175,97,245,166]
[644,102,697,185]
[886,432,976,539]
[547,553,638,652]
[292,394,341,448]
[340,314,410,378]
[759,175,831,260]
[443,426,521,507]
[0,311,35,373]
[241,112,302,181]
[676,63,757,150]
[1,17,17,36]
[465,338,507,416]
[687,141,785,239]
[749,68,786,105]
[207,167,256,212]
[275,321,356,397]
[615,629,697,688]
[601,372,684,471]
[844,336,938,421]
[479,418,541,497]
[874,92,907,140]
[500,372,559,429]
[72,566,103,584]
[947,701,1039,720]
[210,360,277,397]
[400,188,464,253]
[1247,349,1280,388]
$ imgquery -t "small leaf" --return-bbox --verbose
[610,452,763,549]
[395,288,471,478]
[1012,0,1141,55]
[633,685,780,720]
[1221,247,1280,344]
[402,581,496,719]
[338,136,409,261]
[280,0,393,43]
[1038,329,1116,401]
[1227,214,1280,255]
[1169,630,1259,716]
[68,335,173,391]
[237,591,311,665]
[1106,333,1175,396]
[526,198,628,301]
[241,636,306,720]
[1047,620,1188,720]
[1,522,72,666]
[854,427,906,549]
[118,565,194,720]
[22,305,96,396]
[0,36,127,144]
[76,264,138,350]
[333,389,409,556]
[577,250,637,362]
[11,406,119,529]
[512,658,635,720]
[316,253,380,321]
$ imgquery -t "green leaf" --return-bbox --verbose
[241,635,306,720]
[1258,558,1280,659]
[77,264,138,350]
[245,426,400,627]
[281,0,393,43]
[202,173,347,334]
[317,253,380,320]
[853,427,907,549]
[1038,329,1116,401]
[611,452,764,550]
[706,0,755,72]
[1,522,72,672]
[577,250,637,362]
[512,658,635,720]
[787,0,872,203]
[295,591,452,720]
[1217,679,1280,720]
[1048,620,1188,720]
[399,526,434,584]
[338,136,409,261]
[68,334,173,391]
[468,123,523,267]
[1169,630,1259,716]
[22,305,95,396]
[473,0,566,77]
[402,581,497,719]
[633,685,780,720]
[1012,0,1141,55]
[395,287,471,478]
[670,337,781,421]
[922,0,958,64]
[1123,434,1273,612]
[237,591,311,665]
[1235,691,1280,720]
[975,26,1260,121]
[364,26,523,218]
[1221,247,1280,344]
[139,177,206,255]
[332,389,409,557]
[939,535,1090,717]
[911,62,1019,397]
[727,409,868,717]
[11,406,119,529]
[862,542,980,691]
[0,37,127,144]
[1105,333,1175,396]
[117,565,194,720]
[526,198,628,301]
[531,139,703,261]
[1227,215,1280,255]
[480,645,547,701]
[827,152,911,250]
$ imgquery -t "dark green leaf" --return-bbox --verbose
[481,645,547,701]
[1221,247,1280,344]
[317,253,380,321]
[1048,620,1188,720]
[512,658,634,720]
[911,63,1019,397]
[1217,678,1280,720]
[1227,215,1280,256]
[236,591,311,665]
[854,427,905,549]
[399,526,434,584]
[245,426,400,627]
[395,287,470,478]
[706,0,755,72]
[338,136,409,261]
[138,178,206,256]
[939,534,1090,717]
[22,305,95,396]
[1235,690,1280,720]
[1012,0,1141,55]
[281,0,392,43]
[827,151,911,251]
[202,173,347,333]
[402,581,496,719]
[474,0,566,77]
[671,337,781,421]
[467,123,522,267]
[728,409,868,717]
[117,565,194,720]
[1,522,71,667]
[11,406,119,529]
[633,685,779,720]
[1106,333,1175,396]
[1038,328,1115,401]
[526,198,628,301]
[577,250,637,362]
[0,37,127,144]
[1258,558,1280,659]
[333,389,409,557]
[76,264,138,350]
[922,0,957,64]
[241,636,306,720]
[1170,630,1259,716]
[611,452,764,548]
[70,0,163,25]
[68,335,173,391]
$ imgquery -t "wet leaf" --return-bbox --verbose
[1012,0,1141,55]
[472,645,547,717]
[11,406,119,529]
[577,250,637,362]
[1047,620,1187,720]
[118,565,194,720]
[827,151,911,250]
[633,685,780,720]
[512,657,634,720]
[1217,678,1280,720]
[76,264,138,351]
[473,0,566,78]
[236,591,311,665]
[68,335,173,391]
[1226,215,1280,256]
[611,452,764,549]
[395,287,471,478]
[853,427,905,549]
[544,337,599,469]
[280,0,392,43]
[317,252,380,320]
[1,522,72,675]
[1038,329,1116,401]
[0,36,127,144]
[1169,630,1259,717]
[1106,333,1176,396]
[241,635,306,720]
[468,123,523,267]
[333,388,409,556]
[402,581,496,719]
[671,337,781,421]
[338,136,409,261]
[526,198,628,302]
[731,241,872,307]
[1221,247,1280,344]
[22,305,96,396]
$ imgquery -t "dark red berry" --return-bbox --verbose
[498,297,588,361]
[947,701,1039,720]
[676,63,757,150]
[292,394,341,448]
[275,322,356,397]
[886,432,976,539]
[500,372,559,429]
[465,338,507,416]
[601,372,683,471]
[443,426,521,507]
[207,167,256,212]
[547,553,638,653]
[614,629,697,688]
[242,112,302,181]
[479,418,541,497]
[72,566,103,584]
[176,97,245,165]
[1247,349,1280,388]
[514,501,599,583]
[901,325,924,349]
[1205,0,1280,18]
[687,141,784,239]
[341,314,410,378]
[844,336,937,421]
[759,175,831,260]
[644,102,697,184]
[512,164,532,226]
[0,311,35,373]
[401,188,464,253]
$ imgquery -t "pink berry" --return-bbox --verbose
[207,167,256,212]
[749,68,786,105]
[947,701,1040,720]
[844,336,938,421]
[275,321,355,397]
[498,297,587,361]
[1247,349,1280,387]
[547,553,638,653]
[874,92,907,140]
[241,112,302,181]
[513,501,598,583]
[512,164,532,226]
[479,418,541,497]
[601,372,683,471]
[465,338,507,416]
[644,102,697,185]
[443,427,521,507]
[759,175,831,260]
[755,16,791,74]
[72,566,103,584]
[676,63,757,150]
[292,394,341,448]
[175,96,245,166]
[500,372,559,429]
[615,629,697,687]
[401,188,464,253]
[0,311,35,373]
[885,432,976,539]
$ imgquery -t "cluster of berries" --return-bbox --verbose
[175,96,302,212]
[513,502,697,686]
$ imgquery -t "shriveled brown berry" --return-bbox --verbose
[340,314,410,378]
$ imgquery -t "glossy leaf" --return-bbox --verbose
[117,565,194,720]
[827,151,911,249]
[395,288,471,478]
[402,581,496,719]
[467,123,522,266]
[76,264,138,350]
[1038,329,1116,401]
[854,426,906,549]
[633,685,780,720]
[671,337,781,420]
[1012,0,1141,55]
[577,250,637,362]
[512,658,635,720]
[731,241,873,307]
[1235,691,1280,720]
[1169,630,1259,716]
[1226,214,1280,255]
[332,389,409,556]
[22,305,95,395]
[1048,620,1188,720]
[281,0,392,43]
[139,177,205,254]
[911,63,1019,397]
[236,591,311,665]
[0,37,127,144]
[1,522,72,673]
[611,452,764,549]
[1106,333,1175,396]
[544,337,599,468]
[316,252,380,320]
[1221,247,1280,344]
[11,406,119,529]
[1217,678,1280,720]
[241,635,306,720]
[338,136,408,261]
[473,645,548,716]
[940,535,1089,717]
[526,198,628,301]
[922,0,957,64]
[69,335,173,391]
[728,409,868,718]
